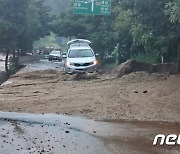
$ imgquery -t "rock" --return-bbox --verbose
[133,90,138,93]
[65,130,69,134]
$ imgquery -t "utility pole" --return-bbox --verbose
[91,0,94,12]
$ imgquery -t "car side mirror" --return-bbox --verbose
[95,53,99,57]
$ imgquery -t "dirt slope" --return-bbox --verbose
[0,69,179,122]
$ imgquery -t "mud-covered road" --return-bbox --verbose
[0,60,180,154]
[0,60,179,122]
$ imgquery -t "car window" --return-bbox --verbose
[50,51,61,54]
[70,43,89,47]
[68,49,94,58]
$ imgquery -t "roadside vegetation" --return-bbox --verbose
[0,0,179,73]
[0,0,51,74]
[53,0,180,72]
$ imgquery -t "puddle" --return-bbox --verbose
[0,112,180,154]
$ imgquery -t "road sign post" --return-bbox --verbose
[73,0,111,16]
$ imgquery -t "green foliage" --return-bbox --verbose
[114,7,133,61]
[165,0,180,23]
[0,0,52,53]
[17,0,52,53]
[8,59,16,74]
[115,0,179,64]
[0,0,29,49]
[0,0,179,67]
[53,9,117,60]
[132,52,158,64]
[44,0,71,15]
[33,32,60,49]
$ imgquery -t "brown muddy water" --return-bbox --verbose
[0,112,180,154]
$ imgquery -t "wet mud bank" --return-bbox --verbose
[0,55,40,85]
[0,65,25,85]
[0,112,180,154]
[111,59,177,78]
[0,71,7,85]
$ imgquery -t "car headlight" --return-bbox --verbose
[93,60,98,65]
[67,62,74,66]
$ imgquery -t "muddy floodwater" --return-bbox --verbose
[0,112,180,154]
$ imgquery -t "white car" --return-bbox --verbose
[64,39,97,74]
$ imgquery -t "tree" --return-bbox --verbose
[114,6,133,63]
[0,0,30,73]
[0,0,29,50]
[53,9,86,38]
[115,0,178,64]
[17,0,52,54]
[52,0,179,66]
[44,0,71,15]
[53,8,117,60]
[0,0,51,73]
[165,0,180,72]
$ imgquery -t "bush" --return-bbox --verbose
[132,52,158,64]
[8,60,16,74]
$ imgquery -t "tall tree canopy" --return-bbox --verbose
[53,0,179,67]
[0,0,51,53]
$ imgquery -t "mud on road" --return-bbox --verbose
[0,67,179,123]
[0,60,180,154]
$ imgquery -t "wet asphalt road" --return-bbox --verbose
[0,113,108,154]
[20,59,64,72]
[0,112,180,154]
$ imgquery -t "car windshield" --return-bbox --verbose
[68,49,94,58]
[50,51,60,54]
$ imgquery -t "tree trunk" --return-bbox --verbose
[13,50,15,62]
[176,43,180,73]
[5,50,9,73]
[15,50,20,71]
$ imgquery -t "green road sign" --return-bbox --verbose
[73,0,111,16]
